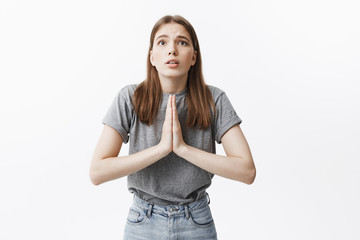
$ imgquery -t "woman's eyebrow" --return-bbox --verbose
[155,34,190,42]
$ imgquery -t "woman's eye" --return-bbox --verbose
[179,41,187,46]
[158,41,165,45]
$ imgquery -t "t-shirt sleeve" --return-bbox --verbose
[102,87,133,144]
[214,92,242,144]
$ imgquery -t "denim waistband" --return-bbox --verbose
[132,194,210,218]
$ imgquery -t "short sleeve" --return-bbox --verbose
[102,87,133,144]
[214,92,242,144]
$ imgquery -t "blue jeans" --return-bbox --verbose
[123,195,218,240]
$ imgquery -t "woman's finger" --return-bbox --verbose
[172,95,181,134]
[165,95,172,123]
[172,95,178,125]
[159,95,173,153]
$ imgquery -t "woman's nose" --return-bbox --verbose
[168,44,177,56]
[168,50,177,56]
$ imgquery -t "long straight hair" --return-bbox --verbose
[132,15,215,129]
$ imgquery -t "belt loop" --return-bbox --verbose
[206,192,210,205]
[185,205,190,220]
[147,203,154,218]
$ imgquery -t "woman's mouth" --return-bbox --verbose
[166,60,179,68]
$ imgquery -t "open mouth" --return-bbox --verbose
[166,60,179,64]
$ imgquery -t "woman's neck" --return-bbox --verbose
[159,75,188,94]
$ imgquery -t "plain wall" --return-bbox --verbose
[0,0,359,239]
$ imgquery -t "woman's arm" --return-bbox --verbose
[89,97,173,185]
[176,125,256,184]
[172,96,256,184]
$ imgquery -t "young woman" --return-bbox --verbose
[90,15,256,240]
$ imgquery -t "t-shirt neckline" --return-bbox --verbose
[162,88,187,98]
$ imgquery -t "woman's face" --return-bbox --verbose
[150,22,197,82]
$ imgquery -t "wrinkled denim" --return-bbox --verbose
[123,195,217,240]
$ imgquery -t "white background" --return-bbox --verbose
[1,0,359,239]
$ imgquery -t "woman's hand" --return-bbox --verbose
[158,96,173,155]
[158,95,188,156]
[172,95,188,155]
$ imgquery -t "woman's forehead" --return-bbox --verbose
[154,23,191,40]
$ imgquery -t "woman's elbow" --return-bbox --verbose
[235,160,256,184]
[245,166,256,184]
[89,171,100,186]
[90,176,100,186]
[89,164,103,186]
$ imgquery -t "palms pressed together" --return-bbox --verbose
[160,95,187,156]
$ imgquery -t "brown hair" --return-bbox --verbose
[132,15,215,129]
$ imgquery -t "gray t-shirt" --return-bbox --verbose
[102,84,242,205]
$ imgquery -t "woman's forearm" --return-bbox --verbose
[171,96,255,184]
[90,144,169,185]
[177,145,256,184]
[90,97,174,186]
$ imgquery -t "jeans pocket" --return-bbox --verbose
[189,205,214,228]
[126,207,147,226]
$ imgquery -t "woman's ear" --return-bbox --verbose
[150,50,154,66]
[191,51,197,66]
